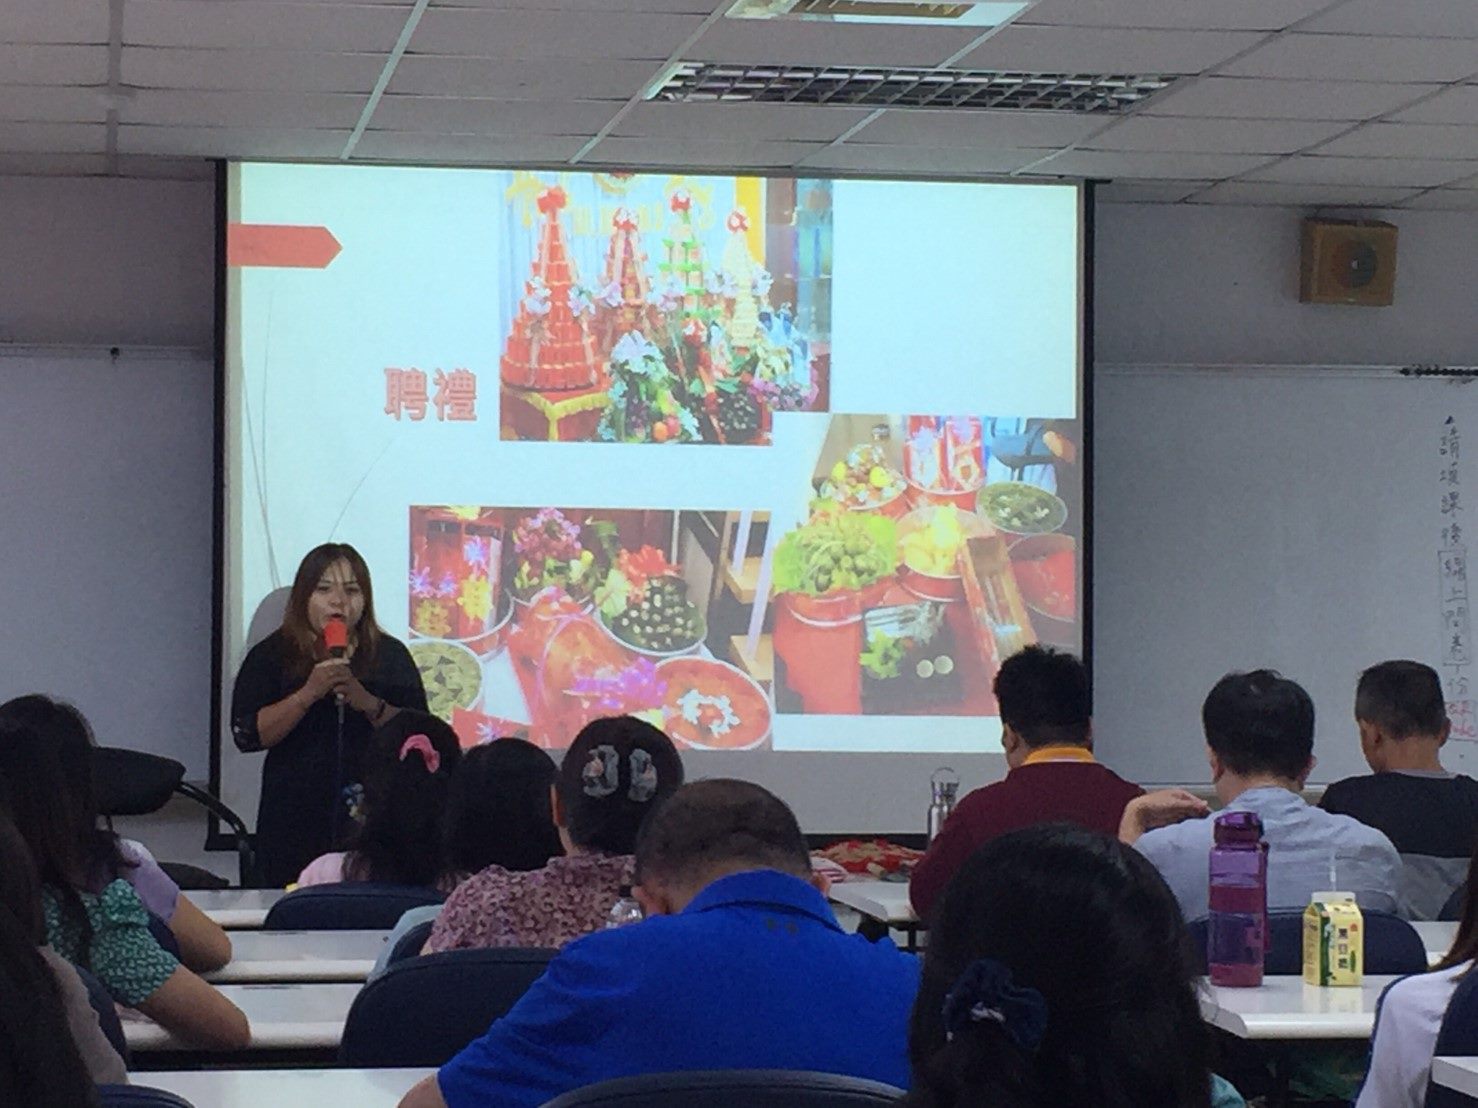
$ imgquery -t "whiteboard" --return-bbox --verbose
[1093,364,1478,787]
[0,346,213,778]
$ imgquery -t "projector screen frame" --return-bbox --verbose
[206,159,1095,851]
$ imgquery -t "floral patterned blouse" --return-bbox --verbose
[43,879,180,1007]
[427,853,634,953]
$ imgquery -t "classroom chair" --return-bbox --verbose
[542,1070,907,1107]
[339,946,554,1067]
[385,919,437,968]
[90,746,257,887]
[263,882,445,930]
[1439,884,1465,922]
[76,964,131,1066]
[1189,909,1428,975]
[99,1087,194,1107]
[1423,968,1478,1108]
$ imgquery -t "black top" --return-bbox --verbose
[1319,771,1478,858]
[231,629,427,887]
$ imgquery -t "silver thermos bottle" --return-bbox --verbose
[926,767,960,845]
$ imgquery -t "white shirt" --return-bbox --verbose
[1356,962,1468,1108]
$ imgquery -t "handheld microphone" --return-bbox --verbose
[323,618,349,707]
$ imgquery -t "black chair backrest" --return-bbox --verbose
[542,1070,907,1107]
[147,913,182,959]
[99,1086,194,1107]
[75,964,130,1067]
[91,748,184,817]
[264,882,446,931]
[1424,968,1478,1107]
[386,919,437,967]
[1440,884,1466,922]
[339,946,554,1067]
[1188,908,1429,976]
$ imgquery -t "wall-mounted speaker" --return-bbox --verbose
[1300,218,1397,306]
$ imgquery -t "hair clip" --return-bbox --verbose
[581,744,620,798]
[627,748,658,803]
[942,958,1049,1054]
[398,734,441,774]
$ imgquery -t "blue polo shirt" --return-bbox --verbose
[437,869,921,1108]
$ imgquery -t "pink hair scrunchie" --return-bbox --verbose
[399,734,441,774]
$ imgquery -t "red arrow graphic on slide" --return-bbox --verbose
[227,223,342,269]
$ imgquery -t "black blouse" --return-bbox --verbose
[231,629,427,887]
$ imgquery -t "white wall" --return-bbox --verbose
[2,172,1474,794]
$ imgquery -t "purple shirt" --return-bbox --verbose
[116,839,180,922]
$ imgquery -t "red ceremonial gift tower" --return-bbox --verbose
[501,187,601,392]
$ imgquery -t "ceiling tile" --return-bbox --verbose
[956,26,1265,73]
[124,47,387,94]
[117,124,351,158]
[1017,0,1333,31]
[0,86,109,124]
[0,121,106,153]
[1221,34,1478,83]
[1390,85,1478,125]
[0,0,110,45]
[1028,148,1272,178]
[1298,0,1478,38]
[0,152,108,175]
[1192,180,1423,206]
[1311,122,1478,160]
[124,89,367,129]
[580,135,827,169]
[689,20,983,68]
[1141,76,1436,121]
[613,102,875,143]
[124,1,411,51]
[1402,187,1478,210]
[798,143,1053,176]
[0,44,106,85]
[1087,115,1349,154]
[408,9,705,59]
[351,131,586,163]
[1245,154,1478,187]
[390,55,657,100]
[113,154,216,180]
[852,107,1103,147]
[370,96,617,134]
[1094,178,1213,202]
[430,0,722,10]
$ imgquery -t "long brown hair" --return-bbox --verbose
[1437,844,1478,971]
[280,543,382,681]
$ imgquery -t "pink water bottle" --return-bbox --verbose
[1208,811,1268,987]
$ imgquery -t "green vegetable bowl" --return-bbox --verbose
[977,481,1067,539]
[409,638,484,721]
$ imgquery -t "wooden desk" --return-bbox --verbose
[1432,1057,1478,1100]
[123,982,361,1052]
[1415,920,1458,967]
[191,888,285,929]
[129,1068,433,1106]
[1199,975,1395,1040]
[205,930,389,983]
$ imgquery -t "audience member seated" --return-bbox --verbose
[375,738,564,976]
[426,715,682,953]
[0,806,126,1088]
[1357,839,1478,1107]
[0,706,250,1049]
[296,710,462,890]
[0,695,232,972]
[399,779,921,1108]
[910,646,1145,920]
[1126,669,1401,921]
[1319,660,1478,920]
[899,824,1244,1108]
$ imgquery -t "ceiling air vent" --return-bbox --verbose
[650,63,1181,113]
[728,0,1030,26]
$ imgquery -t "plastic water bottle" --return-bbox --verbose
[605,884,643,929]
[1207,811,1268,988]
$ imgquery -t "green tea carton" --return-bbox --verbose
[1302,892,1363,987]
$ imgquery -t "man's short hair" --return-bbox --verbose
[992,646,1091,748]
[1355,660,1448,740]
[1202,670,1315,781]
[634,779,810,889]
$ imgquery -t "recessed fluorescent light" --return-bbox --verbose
[728,0,1031,28]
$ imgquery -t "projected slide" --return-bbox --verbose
[225,163,1083,756]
